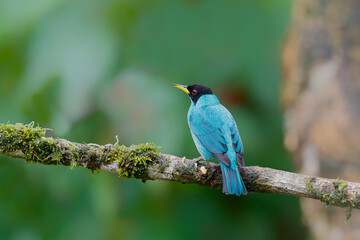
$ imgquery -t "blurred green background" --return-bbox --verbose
[0,0,309,239]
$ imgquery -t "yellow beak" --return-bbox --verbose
[172,84,190,94]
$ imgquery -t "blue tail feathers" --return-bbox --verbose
[220,163,247,196]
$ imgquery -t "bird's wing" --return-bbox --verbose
[217,107,245,167]
[230,122,245,167]
[189,112,231,167]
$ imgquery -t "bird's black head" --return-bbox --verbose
[187,84,213,104]
[173,83,213,104]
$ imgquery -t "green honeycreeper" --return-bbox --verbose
[173,84,247,196]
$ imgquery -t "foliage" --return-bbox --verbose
[0,0,307,239]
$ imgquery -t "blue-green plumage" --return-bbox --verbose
[174,83,247,196]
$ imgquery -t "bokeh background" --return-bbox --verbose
[0,0,309,239]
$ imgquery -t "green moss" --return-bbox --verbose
[332,179,355,222]
[0,123,160,180]
[346,206,353,222]
[334,179,348,193]
[317,178,356,220]
[305,177,316,194]
[304,176,357,220]
[344,194,360,222]
[105,143,159,179]
[321,193,332,204]
[305,177,349,208]
[0,123,44,153]
[0,123,62,164]
[319,179,347,206]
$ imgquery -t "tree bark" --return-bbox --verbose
[282,0,360,238]
[1,123,360,213]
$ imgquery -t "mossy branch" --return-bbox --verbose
[1,123,360,216]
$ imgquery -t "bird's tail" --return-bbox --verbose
[219,163,247,196]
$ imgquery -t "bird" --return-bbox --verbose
[173,83,247,196]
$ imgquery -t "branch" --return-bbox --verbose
[1,123,359,217]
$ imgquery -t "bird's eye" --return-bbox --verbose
[192,90,198,95]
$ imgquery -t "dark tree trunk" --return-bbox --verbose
[282,0,360,239]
